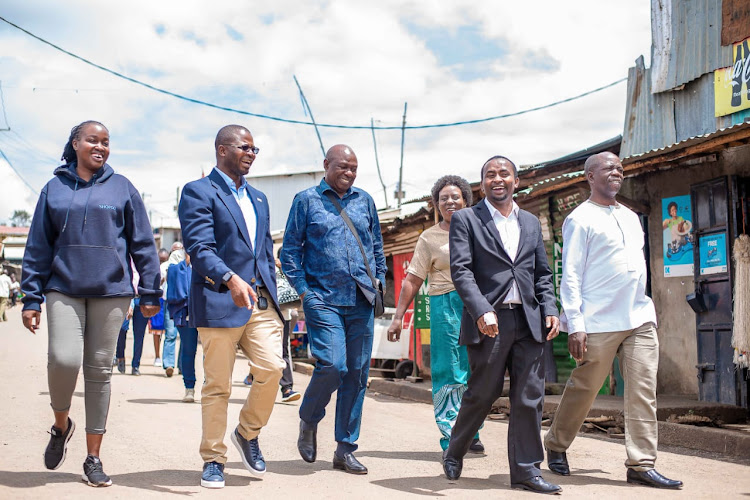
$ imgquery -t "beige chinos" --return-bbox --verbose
[198,287,285,464]
[544,322,659,470]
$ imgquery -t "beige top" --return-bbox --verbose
[406,224,455,296]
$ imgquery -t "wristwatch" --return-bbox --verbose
[222,271,236,284]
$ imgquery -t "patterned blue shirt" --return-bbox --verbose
[281,179,386,307]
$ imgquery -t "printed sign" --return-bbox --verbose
[699,233,728,275]
[715,37,750,117]
[661,195,694,277]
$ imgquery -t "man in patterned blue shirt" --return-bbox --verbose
[281,144,386,475]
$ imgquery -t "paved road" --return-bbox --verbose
[1,304,748,498]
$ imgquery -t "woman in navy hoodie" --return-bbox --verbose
[21,121,162,487]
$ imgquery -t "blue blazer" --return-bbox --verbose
[178,168,279,328]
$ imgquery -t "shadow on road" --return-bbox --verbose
[226,459,329,477]
[0,468,258,494]
[371,470,634,496]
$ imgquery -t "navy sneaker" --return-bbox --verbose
[44,418,75,470]
[82,455,112,487]
[116,359,126,374]
[281,388,301,403]
[201,461,225,489]
[231,427,266,477]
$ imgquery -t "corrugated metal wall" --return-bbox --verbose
[651,0,733,93]
[248,171,325,232]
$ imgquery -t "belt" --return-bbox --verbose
[498,302,522,310]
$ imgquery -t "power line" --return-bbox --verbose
[0,148,39,195]
[0,15,627,131]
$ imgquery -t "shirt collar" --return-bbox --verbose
[214,167,248,194]
[318,178,358,199]
[484,198,519,220]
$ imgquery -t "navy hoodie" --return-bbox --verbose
[21,163,162,311]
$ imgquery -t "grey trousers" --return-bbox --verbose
[46,292,130,434]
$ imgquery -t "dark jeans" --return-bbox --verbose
[299,289,374,455]
[446,307,545,483]
[115,299,148,368]
[177,326,199,389]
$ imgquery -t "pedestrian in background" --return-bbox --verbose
[282,144,386,475]
[0,270,11,321]
[160,242,184,377]
[544,152,682,490]
[387,175,484,457]
[166,245,198,403]
[21,120,161,487]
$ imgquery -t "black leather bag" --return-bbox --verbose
[325,192,385,317]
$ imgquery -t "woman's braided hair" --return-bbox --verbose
[60,120,107,164]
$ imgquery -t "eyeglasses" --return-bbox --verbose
[223,144,259,155]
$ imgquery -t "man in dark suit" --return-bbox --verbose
[178,125,285,489]
[443,156,562,494]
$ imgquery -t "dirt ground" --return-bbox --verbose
[1,304,747,498]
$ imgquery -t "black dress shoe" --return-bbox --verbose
[468,438,485,454]
[626,469,683,489]
[511,476,562,494]
[546,447,570,476]
[297,421,316,463]
[332,452,367,474]
[442,456,462,481]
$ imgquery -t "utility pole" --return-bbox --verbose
[396,102,408,208]
[370,118,389,208]
[293,75,326,159]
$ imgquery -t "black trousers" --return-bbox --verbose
[279,318,294,390]
[446,307,545,482]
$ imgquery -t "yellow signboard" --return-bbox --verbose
[715,38,750,117]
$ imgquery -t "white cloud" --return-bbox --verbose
[0,0,651,218]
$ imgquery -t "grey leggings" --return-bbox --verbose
[46,292,130,434]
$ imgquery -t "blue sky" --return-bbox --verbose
[0,1,651,225]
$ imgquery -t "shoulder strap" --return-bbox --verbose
[324,191,379,288]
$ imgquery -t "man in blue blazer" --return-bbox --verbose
[442,156,562,494]
[178,125,285,489]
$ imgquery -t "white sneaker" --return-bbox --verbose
[182,389,195,403]
[153,358,162,367]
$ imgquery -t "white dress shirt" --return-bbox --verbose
[560,200,657,334]
[484,198,522,304]
[214,167,257,253]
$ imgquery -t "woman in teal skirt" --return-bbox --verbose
[387,175,483,456]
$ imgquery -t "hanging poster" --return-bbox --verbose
[662,195,694,277]
[699,233,728,275]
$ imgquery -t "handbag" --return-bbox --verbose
[276,269,300,304]
[324,191,385,317]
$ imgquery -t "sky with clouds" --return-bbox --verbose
[0,1,652,226]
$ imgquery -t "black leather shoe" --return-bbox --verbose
[442,456,462,481]
[511,476,562,494]
[626,469,683,489]
[332,452,367,474]
[468,438,485,454]
[546,447,570,476]
[297,421,316,463]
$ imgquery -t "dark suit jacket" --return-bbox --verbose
[178,168,279,328]
[449,202,558,345]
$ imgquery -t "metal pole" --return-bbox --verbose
[397,102,407,208]
[293,75,326,159]
[370,118,389,208]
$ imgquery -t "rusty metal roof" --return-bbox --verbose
[650,0,733,93]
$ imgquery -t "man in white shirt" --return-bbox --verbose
[444,156,561,494]
[0,270,11,321]
[544,152,682,490]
